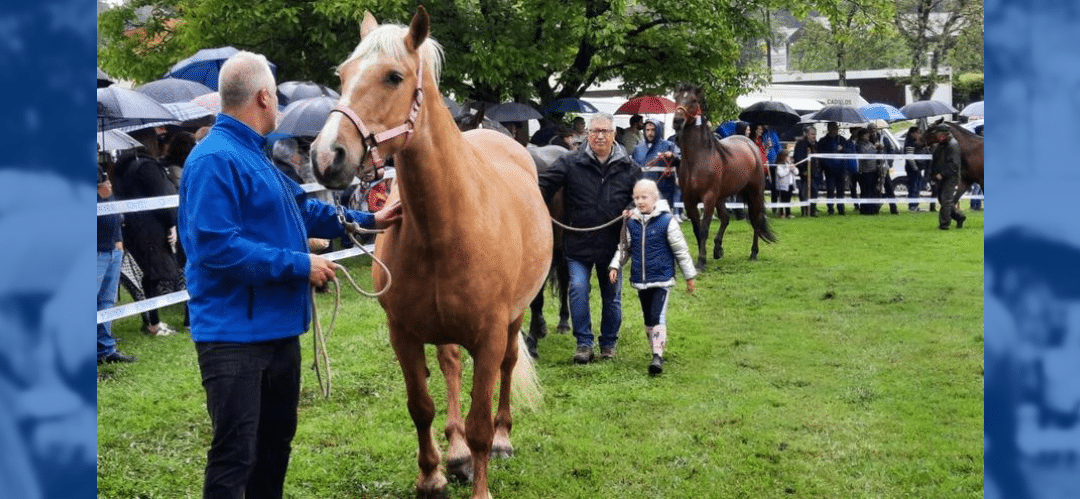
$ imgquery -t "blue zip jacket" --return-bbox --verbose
[609,200,697,289]
[178,114,375,343]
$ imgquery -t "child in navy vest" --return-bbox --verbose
[609,179,697,374]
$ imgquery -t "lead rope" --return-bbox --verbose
[310,197,395,398]
[550,214,627,232]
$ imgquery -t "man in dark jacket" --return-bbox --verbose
[793,126,820,216]
[929,124,966,230]
[815,122,855,215]
[539,112,642,363]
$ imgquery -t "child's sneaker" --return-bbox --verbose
[648,354,663,375]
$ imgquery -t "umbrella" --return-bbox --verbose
[542,98,599,114]
[97,86,179,131]
[97,129,142,152]
[959,101,984,119]
[164,46,277,90]
[277,81,340,106]
[136,78,215,104]
[163,101,215,123]
[804,104,870,124]
[97,67,114,88]
[191,92,221,114]
[899,100,957,119]
[273,96,337,138]
[443,96,464,118]
[484,102,543,122]
[615,95,676,115]
[738,100,800,128]
[859,103,907,122]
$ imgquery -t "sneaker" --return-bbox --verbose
[143,322,176,336]
[600,346,616,359]
[573,345,594,364]
[98,351,136,364]
[648,354,663,375]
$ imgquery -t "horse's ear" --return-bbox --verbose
[405,5,430,52]
[360,11,378,39]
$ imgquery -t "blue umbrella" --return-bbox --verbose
[273,96,337,138]
[136,78,214,104]
[164,46,277,90]
[859,103,907,122]
[277,81,340,106]
[715,120,748,138]
[542,98,598,114]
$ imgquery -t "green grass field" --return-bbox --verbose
[98,207,984,498]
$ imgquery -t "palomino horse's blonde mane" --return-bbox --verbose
[334,23,444,83]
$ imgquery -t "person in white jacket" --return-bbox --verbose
[609,179,697,375]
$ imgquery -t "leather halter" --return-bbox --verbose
[330,61,425,168]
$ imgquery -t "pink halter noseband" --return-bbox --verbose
[330,61,425,168]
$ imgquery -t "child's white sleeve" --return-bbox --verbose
[667,218,698,280]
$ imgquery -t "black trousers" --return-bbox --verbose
[196,336,301,499]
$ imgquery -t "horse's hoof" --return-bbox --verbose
[416,487,451,499]
[491,445,514,459]
[713,249,723,260]
[447,457,473,483]
[556,321,570,334]
[524,335,539,359]
[529,321,548,340]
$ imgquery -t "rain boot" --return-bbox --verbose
[649,326,667,375]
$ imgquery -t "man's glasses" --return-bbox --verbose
[588,128,614,136]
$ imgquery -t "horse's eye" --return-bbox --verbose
[386,71,404,86]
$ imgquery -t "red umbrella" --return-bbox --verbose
[615,95,676,115]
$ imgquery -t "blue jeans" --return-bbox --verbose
[567,258,622,349]
[196,336,301,499]
[97,248,122,357]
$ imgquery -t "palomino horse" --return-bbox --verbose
[923,121,984,205]
[454,108,571,351]
[672,83,776,269]
[310,8,551,499]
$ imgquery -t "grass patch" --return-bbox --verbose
[98,209,984,498]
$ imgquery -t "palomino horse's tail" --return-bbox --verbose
[512,330,543,411]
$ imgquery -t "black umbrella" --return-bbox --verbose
[738,100,801,128]
[484,102,543,122]
[97,129,142,152]
[273,96,337,138]
[97,67,114,88]
[443,96,464,118]
[899,100,957,119]
[164,46,277,90]
[542,98,599,114]
[804,105,870,124]
[97,86,179,131]
[136,78,214,104]
[277,81,340,106]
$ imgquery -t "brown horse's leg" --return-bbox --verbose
[492,315,525,459]
[436,344,471,482]
[391,334,448,498]
[683,194,707,270]
[713,198,729,261]
[464,335,505,499]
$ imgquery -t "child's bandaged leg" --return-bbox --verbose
[650,325,667,356]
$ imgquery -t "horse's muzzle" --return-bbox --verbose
[672,116,685,132]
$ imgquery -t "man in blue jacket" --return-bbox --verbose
[815,122,856,215]
[632,119,681,218]
[178,51,401,499]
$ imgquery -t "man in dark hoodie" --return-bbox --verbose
[539,112,642,363]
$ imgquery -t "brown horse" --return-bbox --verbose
[672,83,776,269]
[310,8,551,499]
[922,121,984,205]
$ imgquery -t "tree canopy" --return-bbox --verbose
[98,0,781,121]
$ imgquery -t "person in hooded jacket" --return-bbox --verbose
[608,179,696,375]
[632,118,681,218]
[539,112,642,364]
